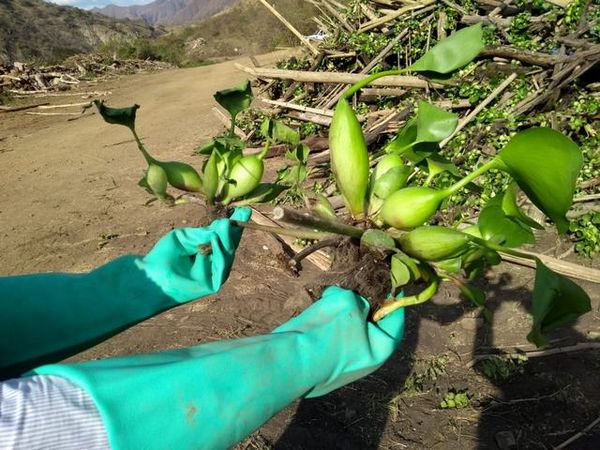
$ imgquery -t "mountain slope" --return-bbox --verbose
[0,0,157,64]
[94,0,238,26]
[179,0,317,58]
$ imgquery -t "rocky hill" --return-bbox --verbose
[94,0,238,26]
[0,0,157,64]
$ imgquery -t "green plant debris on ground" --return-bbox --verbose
[440,391,471,409]
[478,354,529,381]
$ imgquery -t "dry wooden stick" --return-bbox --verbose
[480,44,600,68]
[555,415,600,450]
[324,30,409,108]
[440,72,518,147]
[0,102,50,113]
[320,0,354,33]
[467,342,600,368]
[37,101,92,109]
[262,98,335,117]
[25,112,84,116]
[236,64,441,89]
[500,250,600,284]
[257,0,320,55]
[573,193,600,203]
[359,0,434,32]
[249,208,332,270]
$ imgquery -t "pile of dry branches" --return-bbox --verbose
[0,55,172,98]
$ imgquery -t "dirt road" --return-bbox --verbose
[1,54,599,449]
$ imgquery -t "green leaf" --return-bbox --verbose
[527,260,591,347]
[409,23,484,74]
[196,140,215,155]
[391,254,411,290]
[214,80,253,120]
[498,128,583,234]
[435,257,462,273]
[360,229,396,253]
[502,183,545,230]
[458,282,486,308]
[94,100,139,130]
[385,102,458,155]
[261,118,300,145]
[479,195,535,248]
[404,142,439,165]
[425,154,461,179]
[293,143,310,164]
[216,136,245,151]
[386,118,417,154]
[415,101,458,144]
[395,250,423,281]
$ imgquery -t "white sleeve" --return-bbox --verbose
[0,375,110,450]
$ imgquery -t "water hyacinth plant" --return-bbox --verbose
[92,23,592,349]
[296,24,591,347]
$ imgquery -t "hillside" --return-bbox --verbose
[175,0,317,58]
[0,0,157,64]
[94,0,238,26]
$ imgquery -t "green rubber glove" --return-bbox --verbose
[0,208,251,380]
[33,286,405,450]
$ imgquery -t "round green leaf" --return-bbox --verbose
[501,183,544,230]
[94,100,139,130]
[214,80,253,120]
[479,196,535,248]
[498,128,583,234]
[415,101,458,144]
[527,260,591,347]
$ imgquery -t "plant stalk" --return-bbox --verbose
[471,236,539,262]
[131,128,157,165]
[273,207,365,239]
[442,158,501,197]
[372,277,440,322]
[342,68,409,100]
[229,114,237,138]
[230,220,332,241]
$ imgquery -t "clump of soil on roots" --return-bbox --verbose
[304,238,392,316]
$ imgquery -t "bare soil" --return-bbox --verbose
[1,53,599,450]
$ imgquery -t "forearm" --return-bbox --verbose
[0,256,175,380]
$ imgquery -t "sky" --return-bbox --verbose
[46,0,155,9]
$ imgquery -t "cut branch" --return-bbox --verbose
[235,64,442,89]
[500,250,600,284]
